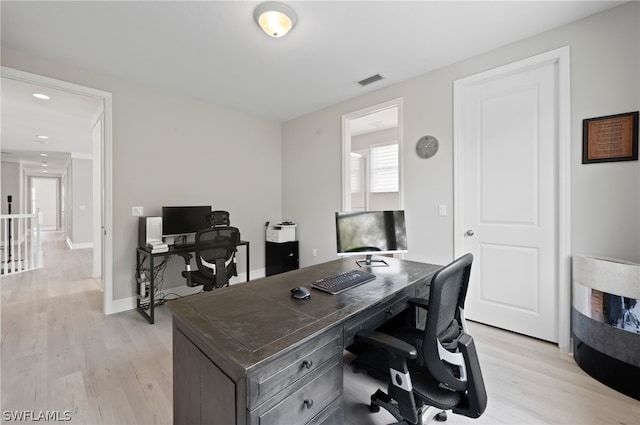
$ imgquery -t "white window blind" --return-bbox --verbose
[370,143,398,192]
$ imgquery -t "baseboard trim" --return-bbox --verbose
[106,296,136,315]
[66,237,94,250]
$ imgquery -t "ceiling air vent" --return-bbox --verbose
[357,74,384,87]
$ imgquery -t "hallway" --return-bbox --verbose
[1,231,174,424]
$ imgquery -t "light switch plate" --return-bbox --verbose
[438,205,447,216]
[132,206,144,216]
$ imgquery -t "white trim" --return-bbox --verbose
[1,66,115,318]
[71,153,94,161]
[556,46,572,354]
[107,297,137,315]
[453,46,571,353]
[342,98,404,211]
[65,237,93,250]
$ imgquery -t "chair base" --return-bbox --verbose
[434,411,448,422]
[369,389,449,425]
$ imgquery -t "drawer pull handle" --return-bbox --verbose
[302,359,313,369]
[303,399,314,409]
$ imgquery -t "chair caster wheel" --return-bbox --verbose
[435,411,448,421]
[369,403,380,413]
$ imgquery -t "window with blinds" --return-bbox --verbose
[370,143,398,192]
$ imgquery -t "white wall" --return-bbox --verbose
[1,161,20,214]
[1,48,283,301]
[282,2,640,267]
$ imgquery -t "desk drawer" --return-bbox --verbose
[343,293,411,347]
[250,358,342,425]
[307,396,343,425]
[248,331,341,409]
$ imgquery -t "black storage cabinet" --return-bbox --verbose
[265,241,299,276]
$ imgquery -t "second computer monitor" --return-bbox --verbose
[162,206,212,238]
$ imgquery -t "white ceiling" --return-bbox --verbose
[1,78,102,175]
[0,1,625,172]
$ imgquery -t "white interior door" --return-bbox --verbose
[455,55,564,343]
[32,177,59,231]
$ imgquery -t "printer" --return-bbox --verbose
[265,221,297,243]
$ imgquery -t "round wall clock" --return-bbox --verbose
[416,135,439,159]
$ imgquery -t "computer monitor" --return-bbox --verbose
[162,206,211,240]
[335,210,408,266]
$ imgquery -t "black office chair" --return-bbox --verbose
[181,226,240,291]
[352,253,487,424]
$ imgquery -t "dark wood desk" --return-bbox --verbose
[168,257,440,425]
[136,240,249,324]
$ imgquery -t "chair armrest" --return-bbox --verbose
[452,333,488,418]
[356,329,417,360]
[408,297,429,311]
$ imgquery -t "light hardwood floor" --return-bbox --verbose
[2,231,639,424]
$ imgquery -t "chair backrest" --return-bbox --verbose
[206,210,231,227]
[194,226,240,287]
[422,253,487,418]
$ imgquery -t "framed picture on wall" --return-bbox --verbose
[582,111,639,164]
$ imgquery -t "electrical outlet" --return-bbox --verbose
[312,248,317,257]
[438,205,447,216]
[132,206,144,216]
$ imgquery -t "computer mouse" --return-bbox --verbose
[290,286,311,300]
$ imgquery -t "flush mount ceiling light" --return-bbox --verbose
[32,93,51,100]
[254,2,297,38]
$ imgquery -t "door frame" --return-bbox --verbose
[341,98,404,211]
[1,66,114,315]
[452,46,571,352]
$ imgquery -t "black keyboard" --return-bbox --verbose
[311,269,376,294]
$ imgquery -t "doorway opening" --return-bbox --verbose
[342,99,403,212]
[1,66,114,315]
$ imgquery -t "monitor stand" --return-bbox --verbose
[357,254,388,267]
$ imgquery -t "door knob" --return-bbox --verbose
[466,230,475,236]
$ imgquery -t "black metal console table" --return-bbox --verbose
[136,240,250,324]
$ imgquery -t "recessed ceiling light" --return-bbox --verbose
[37,135,49,139]
[42,161,48,167]
[40,153,48,157]
[42,170,48,173]
[32,93,51,100]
